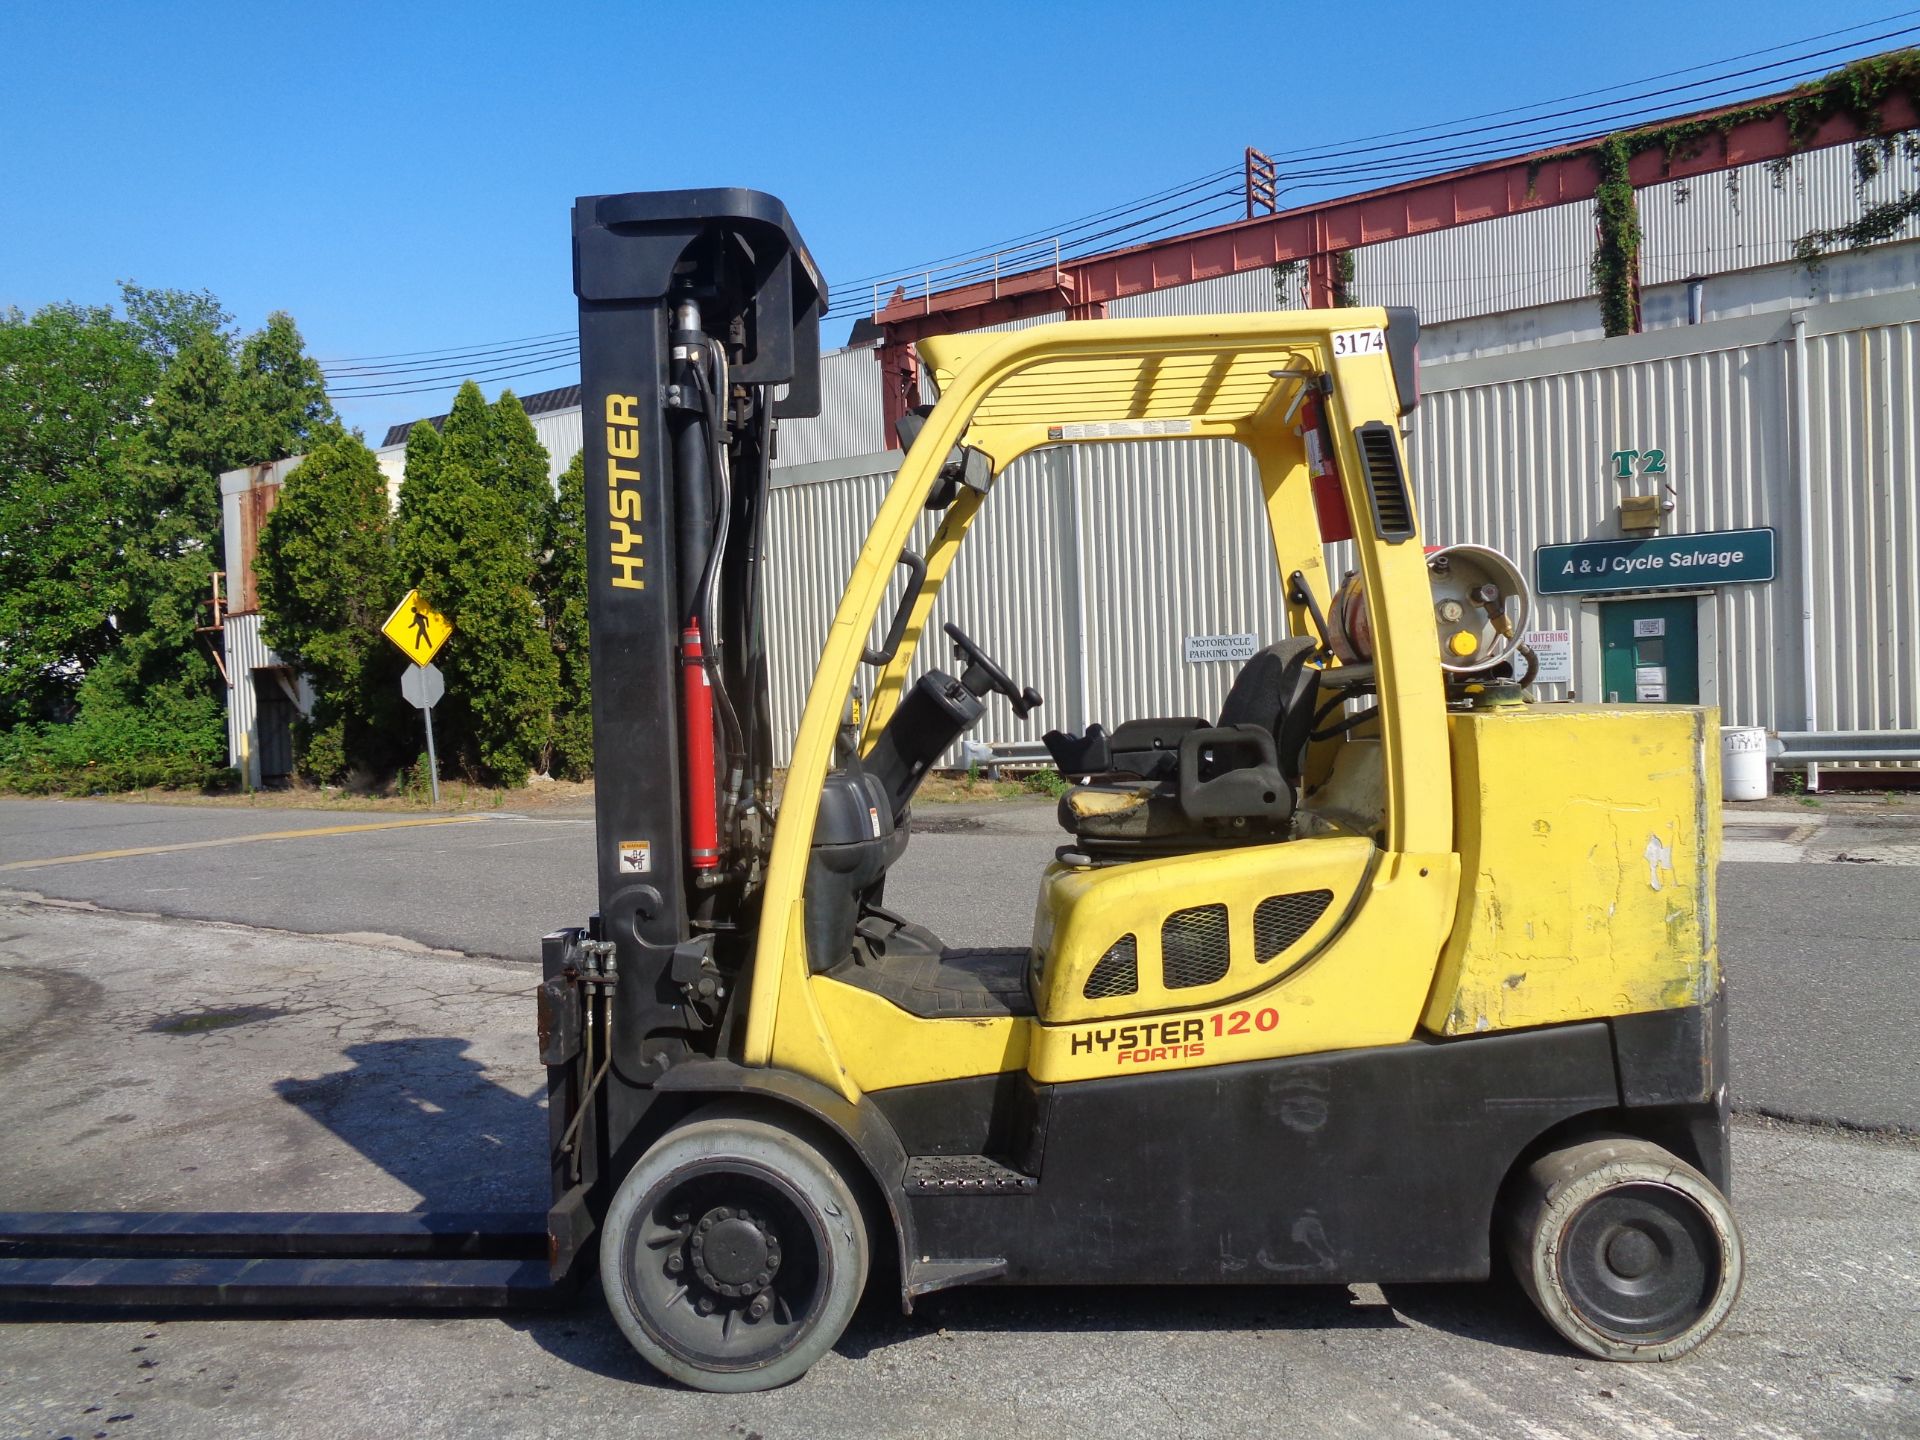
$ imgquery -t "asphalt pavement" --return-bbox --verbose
[2,794,1916,1131]
[1,898,1915,1440]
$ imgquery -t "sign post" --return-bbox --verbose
[382,589,454,805]
[399,662,446,804]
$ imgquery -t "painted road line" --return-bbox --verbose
[0,815,492,872]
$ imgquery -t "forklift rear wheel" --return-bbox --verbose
[1505,1137,1742,1362]
[600,1116,870,1392]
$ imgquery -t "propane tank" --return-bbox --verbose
[1324,543,1532,677]
[1426,543,1530,675]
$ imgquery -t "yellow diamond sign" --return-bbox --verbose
[382,589,453,666]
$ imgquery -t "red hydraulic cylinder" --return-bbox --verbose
[680,624,720,871]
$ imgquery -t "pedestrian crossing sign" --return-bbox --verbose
[382,588,454,666]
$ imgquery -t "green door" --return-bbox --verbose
[1601,597,1698,704]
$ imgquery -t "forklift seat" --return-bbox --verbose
[1054,638,1321,849]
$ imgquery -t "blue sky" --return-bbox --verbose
[1,1,1909,441]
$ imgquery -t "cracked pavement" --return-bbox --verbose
[1,795,1917,1436]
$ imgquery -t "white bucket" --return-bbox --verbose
[1720,726,1768,802]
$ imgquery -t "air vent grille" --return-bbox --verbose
[1083,934,1139,999]
[1162,905,1231,989]
[1355,421,1414,543]
[1253,890,1334,963]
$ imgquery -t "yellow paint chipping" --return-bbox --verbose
[1424,705,1720,1036]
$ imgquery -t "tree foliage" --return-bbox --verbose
[543,453,593,778]
[395,381,560,784]
[0,285,337,791]
[256,437,399,783]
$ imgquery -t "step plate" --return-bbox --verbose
[904,1155,1038,1194]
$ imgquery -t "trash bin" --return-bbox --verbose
[1720,726,1768,802]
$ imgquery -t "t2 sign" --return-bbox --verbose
[1609,449,1667,479]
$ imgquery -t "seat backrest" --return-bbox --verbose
[1217,637,1320,784]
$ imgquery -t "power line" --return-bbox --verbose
[324,335,580,379]
[323,338,579,383]
[1261,10,1920,166]
[1260,23,1920,172]
[830,20,1919,301]
[333,23,1919,408]
[329,357,582,399]
[318,327,574,366]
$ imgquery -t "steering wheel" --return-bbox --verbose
[944,622,1044,719]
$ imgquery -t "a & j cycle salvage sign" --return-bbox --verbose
[1534,527,1776,596]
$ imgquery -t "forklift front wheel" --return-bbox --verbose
[600,1116,870,1392]
[1505,1137,1743,1362]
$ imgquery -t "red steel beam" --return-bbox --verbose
[875,88,1914,349]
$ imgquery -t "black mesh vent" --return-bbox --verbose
[1253,890,1334,963]
[1355,421,1414,542]
[1162,905,1231,989]
[1083,934,1139,1000]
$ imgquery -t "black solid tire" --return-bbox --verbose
[600,1116,869,1392]
[1504,1137,1743,1362]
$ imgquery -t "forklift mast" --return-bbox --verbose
[572,188,823,1008]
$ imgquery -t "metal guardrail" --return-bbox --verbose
[967,732,1920,774]
[957,739,1054,776]
[1767,730,1920,764]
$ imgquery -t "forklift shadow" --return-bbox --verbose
[832,1277,1564,1362]
[272,1039,549,1213]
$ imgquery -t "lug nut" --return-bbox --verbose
[714,1207,732,1221]
[698,1216,714,1233]
[749,1295,770,1320]
[697,1296,715,1314]
[755,1271,770,1287]
[666,1254,683,1274]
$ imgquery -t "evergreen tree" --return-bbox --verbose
[235,312,339,463]
[543,453,593,778]
[493,391,553,555]
[393,381,558,783]
[255,437,398,782]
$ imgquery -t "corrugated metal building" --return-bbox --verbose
[230,131,1916,776]
[217,457,313,786]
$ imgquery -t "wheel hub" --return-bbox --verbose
[1561,1183,1719,1342]
[688,1205,782,1298]
[1604,1225,1660,1280]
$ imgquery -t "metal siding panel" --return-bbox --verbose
[533,407,583,480]
[1354,200,1599,325]
[763,464,897,765]
[1406,334,1791,719]
[773,345,886,468]
[1806,320,1920,753]
[1640,144,1920,289]
[1107,268,1304,317]
[1076,439,1288,727]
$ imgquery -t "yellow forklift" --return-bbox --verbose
[549,190,1739,1389]
[0,190,1738,1391]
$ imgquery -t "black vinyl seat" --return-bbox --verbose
[1051,638,1321,849]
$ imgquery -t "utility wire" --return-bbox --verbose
[319,327,575,367]
[332,21,1918,405]
[329,358,582,399]
[830,20,1919,300]
[323,334,580,378]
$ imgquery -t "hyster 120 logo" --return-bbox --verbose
[605,394,645,591]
